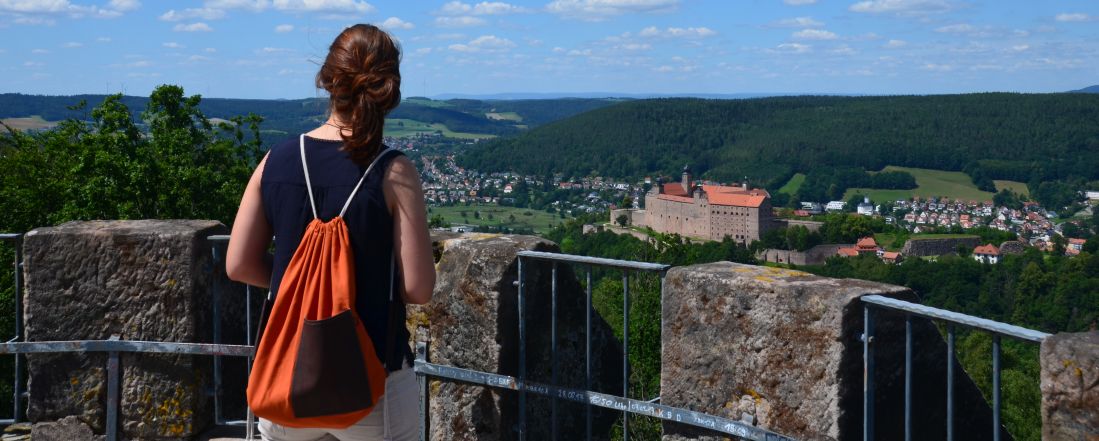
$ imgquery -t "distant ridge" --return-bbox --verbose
[1071,85,1099,93]
[429,92,841,100]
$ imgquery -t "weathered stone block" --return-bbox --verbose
[31,415,104,441]
[1040,331,1099,441]
[661,262,1006,441]
[23,220,242,439]
[413,233,622,441]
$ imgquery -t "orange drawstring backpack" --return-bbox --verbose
[247,134,397,428]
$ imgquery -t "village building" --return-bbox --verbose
[623,165,774,243]
[973,244,1001,264]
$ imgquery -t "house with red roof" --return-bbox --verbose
[973,244,1000,264]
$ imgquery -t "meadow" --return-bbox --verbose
[383,118,495,139]
[842,166,1028,203]
[428,204,569,235]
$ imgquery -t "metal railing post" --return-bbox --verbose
[516,256,526,441]
[12,234,24,423]
[550,262,558,441]
[947,325,955,441]
[621,270,630,441]
[106,335,121,441]
[904,315,912,441]
[585,266,593,441]
[863,305,874,441]
[211,244,223,425]
[417,341,429,441]
[992,335,1001,441]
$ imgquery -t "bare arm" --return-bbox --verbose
[226,153,273,289]
[383,155,435,304]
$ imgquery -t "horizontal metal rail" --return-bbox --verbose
[0,340,254,357]
[0,234,21,241]
[415,360,795,441]
[861,294,1050,343]
[517,250,670,272]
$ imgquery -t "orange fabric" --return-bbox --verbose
[247,217,386,428]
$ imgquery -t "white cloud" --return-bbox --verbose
[552,46,566,53]
[921,63,953,71]
[934,23,974,33]
[772,16,823,28]
[0,0,138,21]
[62,41,82,48]
[381,16,414,30]
[415,47,432,55]
[205,47,217,52]
[546,0,680,21]
[618,43,651,51]
[830,45,857,55]
[772,43,811,54]
[204,0,269,12]
[125,60,152,68]
[638,26,716,39]
[162,42,185,48]
[1012,44,1029,52]
[784,0,817,4]
[259,47,293,53]
[23,61,44,67]
[438,1,527,15]
[271,0,374,13]
[849,0,955,16]
[31,48,49,54]
[97,36,112,42]
[186,55,212,62]
[109,0,140,11]
[448,34,516,53]
[1055,13,1091,22]
[792,29,837,40]
[159,8,226,21]
[654,65,674,72]
[174,22,213,32]
[274,23,294,32]
[435,16,486,27]
[883,39,906,48]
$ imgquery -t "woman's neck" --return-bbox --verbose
[305,116,350,141]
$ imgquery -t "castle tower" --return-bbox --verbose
[682,164,691,192]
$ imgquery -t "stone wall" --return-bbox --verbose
[660,262,1007,441]
[1040,331,1099,440]
[411,233,622,440]
[757,244,851,266]
[22,220,245,439]
[901,236,981,257]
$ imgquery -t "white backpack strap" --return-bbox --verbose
[299,134,319,219]
[338,147,396,218]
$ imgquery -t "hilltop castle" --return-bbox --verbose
[617,165,774,243]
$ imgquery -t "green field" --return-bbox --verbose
[485,111,522,122]
[428,205,568,234]
[384,118,495,139]
[1,115,57,131]
[844,166,995,203]
[875,233,980,252]
[994,180,1030,196]
[403,97,454,108]
[778,173,805,195]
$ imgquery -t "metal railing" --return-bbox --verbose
[413,250,798,441]
[0,233,258,440]
[860,294,1050,441]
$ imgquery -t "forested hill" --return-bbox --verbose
[458,93,1099,185]
[0,93,620,137]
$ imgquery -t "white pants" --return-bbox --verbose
[258,367,419,441]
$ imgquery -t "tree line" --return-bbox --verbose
[459,93,1099,204]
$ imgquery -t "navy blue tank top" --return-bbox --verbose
[261,135,412,371]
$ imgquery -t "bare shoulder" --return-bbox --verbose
[383,154,422,185]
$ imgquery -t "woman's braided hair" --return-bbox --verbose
[316,24,401,166]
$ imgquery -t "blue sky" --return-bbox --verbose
[3,0,1098,99]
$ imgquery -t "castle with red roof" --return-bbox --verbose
[635,165,774,243]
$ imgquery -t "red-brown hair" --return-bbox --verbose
[316,24,401,166]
